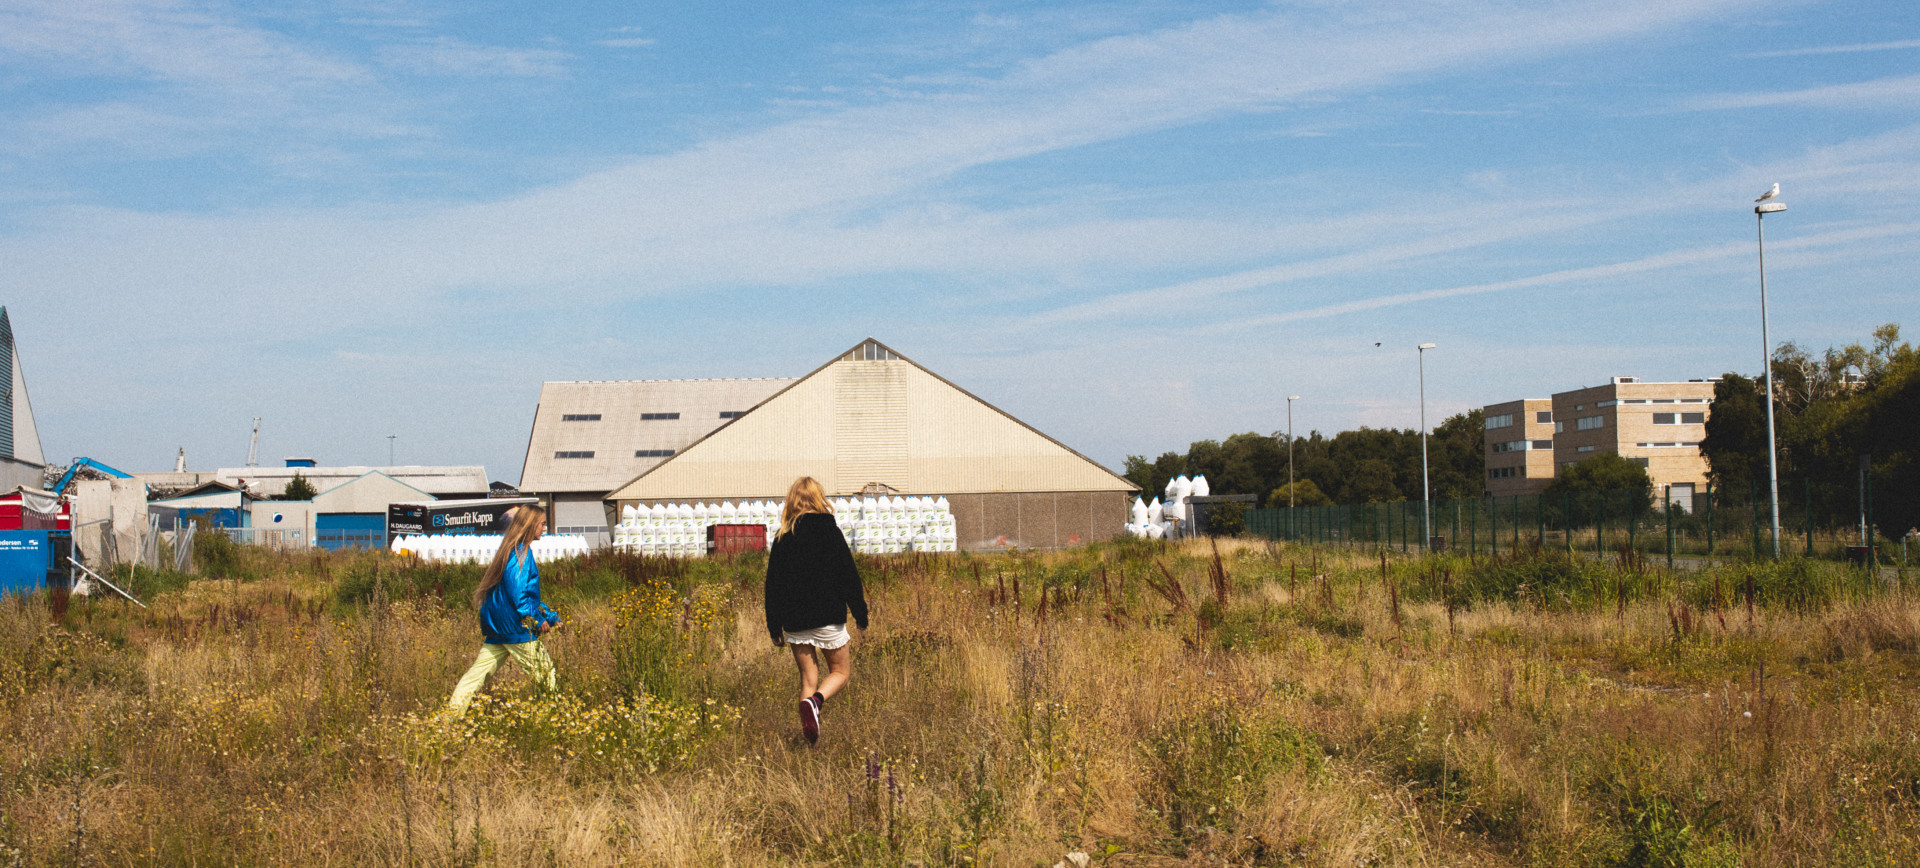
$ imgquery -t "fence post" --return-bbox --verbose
[1712,482,1728,556]
[1489,495,1498,557]
[1665,485,1674,570]
[1595,489,1604,555]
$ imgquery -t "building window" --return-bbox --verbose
[1682,412,1705,424]
[719,411,746,419]
[843,340,900,362]
[634,449,675,458]
[1486,413,1514,429]
[555,451,594,459]
[1532,440,1553,450]
[1554,421,1564,434]
[1576,416,1604,430]
[1653,412,1703,425]
[1577,445,1595,453]
[561,413,601,422]
[1681,398,1709,404]
[1621,399,1649,404]
[1536,411,1553,423]
[1652,398,1676,404]
[1632,457,1649,468]
[640,412,680,421]
[1597,400,1618,408]
[1574,404,1584,411]
[1492,440,1525,453]
[1489,467,1518,479]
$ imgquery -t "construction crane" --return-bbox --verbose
[246,417,261,467]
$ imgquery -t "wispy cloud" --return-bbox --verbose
[594,25,654,49]
[1682,73,1920,111]
[0,0,367,93]
[375,36,571,77]
[1189,222,1920,334]
[1746,38,1920,58]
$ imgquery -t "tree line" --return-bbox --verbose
[1123,409,1486,509]
[1701,323,1917,538]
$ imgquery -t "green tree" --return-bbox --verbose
[1268,479,1332,508]
[1123,452,1185,501]
[283,472,318,501]
[1700,373,1768,501]
[1543,454,1653,504]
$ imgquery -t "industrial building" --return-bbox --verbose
[601,338,1137,550]
[518,376,797,543]
[0,307,47,493]
[1484,376,1716,510]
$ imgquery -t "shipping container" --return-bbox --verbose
[706,523,768,556]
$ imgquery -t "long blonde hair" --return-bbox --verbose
[473,505,547,610]
[779,477,831,538]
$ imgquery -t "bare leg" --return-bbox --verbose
[790,644,820,700]
[816,644,852,702]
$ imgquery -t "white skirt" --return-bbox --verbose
[783,623,850,650]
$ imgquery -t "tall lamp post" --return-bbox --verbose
[1286,395,1301,507]
[1756,189,1786,559]
[1418,343,1437,550]
[388,434,397,466]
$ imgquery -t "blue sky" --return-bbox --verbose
[4,0,1916,484]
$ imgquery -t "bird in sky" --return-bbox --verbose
[1755,183,1780,202]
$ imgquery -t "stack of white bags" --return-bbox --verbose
[613,500,782,557]
[609,495,960,558]
[1124,474,1209,539]
[832,495,957,554]
[389,534,591,563]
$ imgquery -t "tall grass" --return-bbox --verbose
[0,541,1914,865]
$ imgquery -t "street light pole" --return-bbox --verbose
[1756,196,1786,559]
[1287,395,1300,507]
[1418,343,1437,551]
[388,434,397,466]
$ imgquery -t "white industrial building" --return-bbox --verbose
[518,377,796,543]
[0,307,47,492]
[599,339,1136,551]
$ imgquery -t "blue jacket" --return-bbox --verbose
[479,547,559,644]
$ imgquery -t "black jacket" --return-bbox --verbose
[764,512,868,644]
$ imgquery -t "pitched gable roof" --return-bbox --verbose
[518,377,796,493]
[606,339,1135,502]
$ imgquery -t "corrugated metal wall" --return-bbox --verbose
[834,361,909,492]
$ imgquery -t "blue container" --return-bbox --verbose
[0,530,60,597]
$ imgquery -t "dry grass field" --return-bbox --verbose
[2,536,1916,866]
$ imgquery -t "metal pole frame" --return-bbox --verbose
[1418,345,1432,551]
[1758,208,1783,559]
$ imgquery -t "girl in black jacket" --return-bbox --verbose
[765,476,868,744]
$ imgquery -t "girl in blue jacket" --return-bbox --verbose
[447,505,562,712]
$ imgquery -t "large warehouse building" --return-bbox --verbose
[519,376,798,543]
[0,307,47,492]
[600,339,1136,551]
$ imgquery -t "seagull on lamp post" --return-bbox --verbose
[1755,182,1779,203]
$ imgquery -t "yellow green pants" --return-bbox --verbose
[447,640,557,711]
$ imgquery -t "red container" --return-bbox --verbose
[0,496,70,531]
[706,523,768,556]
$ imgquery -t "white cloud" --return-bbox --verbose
[1745,38,1920,58]
[0,0,367,93]
[1682,73,1920,111]
[375,36,571,77]
[1190,222,1920,335]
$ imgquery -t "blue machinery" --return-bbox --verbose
[49,457,136,498]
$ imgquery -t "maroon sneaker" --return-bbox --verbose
[799,696,820,744]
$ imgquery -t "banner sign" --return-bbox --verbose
[386,498,537,546]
